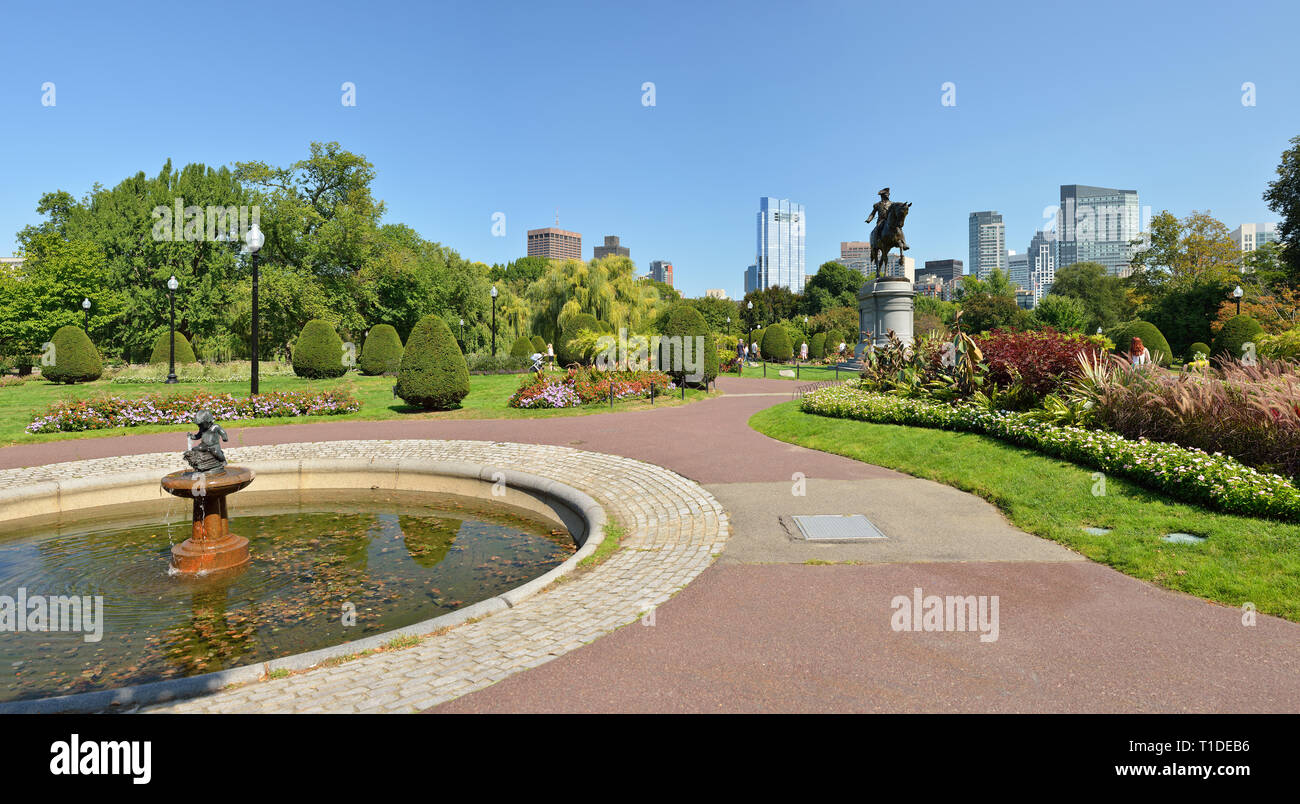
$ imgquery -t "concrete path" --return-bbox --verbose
[4,375,1297,712]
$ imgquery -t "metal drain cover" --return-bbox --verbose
[791,515,888,542]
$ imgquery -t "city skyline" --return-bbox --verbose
[1,1,1295,299]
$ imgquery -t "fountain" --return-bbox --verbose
[161,411,255,573]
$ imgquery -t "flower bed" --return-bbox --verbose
[509,369,674,409]
[27,390,361,433]
[800,383,1300,520]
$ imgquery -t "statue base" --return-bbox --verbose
[161,466,255,575]
[856,276,916,358]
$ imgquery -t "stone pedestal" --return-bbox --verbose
[161,466,255,573]
[856,276,916,358]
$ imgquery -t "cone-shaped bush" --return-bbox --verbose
[531,335,546,353]
[761,324,794,362]
[510,335,534,357]
[809,331,827,359]
[292,319,348,378]
[396,315,470,409]
[42,325,102,384]
[359,324,404,375]
[1106,320,1173,366]
[656,304,717,384]
[148,331,197,364]
[1211,315,1264,362]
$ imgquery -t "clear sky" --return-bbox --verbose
[2,0,1297,298]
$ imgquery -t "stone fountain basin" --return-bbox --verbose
[160,466,255,499]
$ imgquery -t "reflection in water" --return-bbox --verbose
[0,491,572,703]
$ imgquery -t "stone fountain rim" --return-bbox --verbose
[0,455,605,714]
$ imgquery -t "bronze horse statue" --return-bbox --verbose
[869,201,911,278]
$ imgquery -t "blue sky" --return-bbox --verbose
[2,0,1297,298]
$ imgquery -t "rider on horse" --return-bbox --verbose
[865,187,909,252]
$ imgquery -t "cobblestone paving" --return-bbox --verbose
[0,440,728,713]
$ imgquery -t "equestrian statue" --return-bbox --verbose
[865,187,912,279]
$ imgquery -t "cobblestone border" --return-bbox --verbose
[0,440,729,713]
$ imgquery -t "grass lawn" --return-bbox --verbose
[750,401,1300,622]
[0,371,714,447]
[730,363,851,381]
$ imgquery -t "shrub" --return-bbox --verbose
[1258,329,1300,361]
[395,315,470,409]
[531,335,546,354]
[1186,341,1212,362]
[292,319,347,378]
[1105,320,1172,366]
[1030,294,1089,333]
[760,324,793,362]
[464,353,530,373]
[509,367,674,409]
[27,389,360,433]
[824,329,847,357]
[558,313,600,366]
[973,328,1102,399]
[1212,315,1265,362]
[359,324,404,375]
[656,304,717,384]
[42,326,102,384]
[148,331,198,365]
[510,335,535,358]
[809,331,827,359]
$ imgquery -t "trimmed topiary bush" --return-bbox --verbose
[823,329,847,357]
[531,335,546,354]
[292,319,347,378]
[1105,320,1173,366]
[359,324,404,375]
[42,326,102,384]
[1186,341,1212,362]
[558,313,600,366]
[656,304,717,384]
[809,331,827,359]
[761,324,794,362]
[148,331,197,365]
[1211,315,1265,362]
[510,335,535,358]
[395,315,470,410]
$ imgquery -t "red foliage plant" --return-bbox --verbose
[974,328,1102,397]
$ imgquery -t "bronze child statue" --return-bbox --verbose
[183,410,229,473]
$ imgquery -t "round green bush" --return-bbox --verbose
[823,330,847,357]
[531,335,546,354]
[1105,320,1173,366]
[656,304,717,384]
[1211,315,1265,362]
[42,325,102,384]
[292,319,347,378]
[1186,341,1212,362]
[148,331,197,364]
[809,331,827,359]
[395,315,470,410]
[761,324,794,362]
[359,324,404,375]
[751,328,765,350]
[558,313,599,366]
[510,335,535,358]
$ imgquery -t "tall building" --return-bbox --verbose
[704,289,729,300]
[744,264,759,295]
[1028,229,1057,304]
[1006,251,1030,291]
[649,260,674,286]
[754,197,806,294]
[527,227,582,261]
[968,212,1006,280]
[923,259,964,284]
[593,235,629,260]
[915,274,945,299]
[1058,184,1140,276]
[1230,222,1278,253]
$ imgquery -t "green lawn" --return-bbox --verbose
[750,401,1300,622]
[0,371,714,447]
[730,362,851,382]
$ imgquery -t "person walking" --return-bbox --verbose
[799,341,808,361]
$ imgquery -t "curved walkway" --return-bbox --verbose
[3,376,1298,712]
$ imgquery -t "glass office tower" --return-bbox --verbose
[1058,185,1140,276]
[755,197,806,294]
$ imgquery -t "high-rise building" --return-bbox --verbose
[1058,184,1140,276]
[649,260,674,286]
[1007,251,1030,291]
[527,227,582,261]
[879,254,915,282]
[969,212,1006,280]
[1230,222,1279,253]
[923,259,964,284]
[593,235,629,260]
[704,289,728,300]
[754,197,806,294]
[1028,230,1058,304]
[744,264,759,295]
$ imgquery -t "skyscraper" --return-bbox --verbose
[744,264,759,295]
[1229,222,1278,253]
[1028,229,1057,304]
[968,212,1006,280]
[593,235,629,260]
[527,227,582,261]
[1058,184,1140,276]
[754,197,806,294]
[649,260,673,286]
[1006,251,1029,291]
[923,259,964,284]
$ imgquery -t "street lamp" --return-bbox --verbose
[244,224,265,396]
[459,317,464,349]
[1233,285,1244,316]
[165,276,179,384]
[81,297,91,331]
[490,285,499,357]
[746,300,754,352]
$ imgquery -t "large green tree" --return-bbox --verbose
[1263,134,1300,283]
[1048,261,1135,333]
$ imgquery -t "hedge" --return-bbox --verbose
[292,319,347,378]
[510,335,535,358]
[148,331,197,365]
[359,324,404,375]
[761,324,793,362]
[809,331,827,359]
[656,304,717,384]
[395,315,470,409]
[1212,315,1265,362]
[42,326,102,384]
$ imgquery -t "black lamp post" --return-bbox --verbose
[81,297,90,331]
[490,285,498,357]
[1233,285,1244,316]
[746,300,754,356]
[244,224,265,396]
[165,275,179,384]
[459,317,464,349]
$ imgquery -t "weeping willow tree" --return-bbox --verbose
[525,256,670,342]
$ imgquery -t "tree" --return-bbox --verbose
[1048,262,1135,332]
[802,261,861,314]
[959,293,1028,334]
[1263,134,1300,282]
[1128,210,1242,293]
[656,304,717,384]
[1030,294,1089,333]
[149,331,198,364]
[740,286,798,331]
[1141,280,1230,357]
